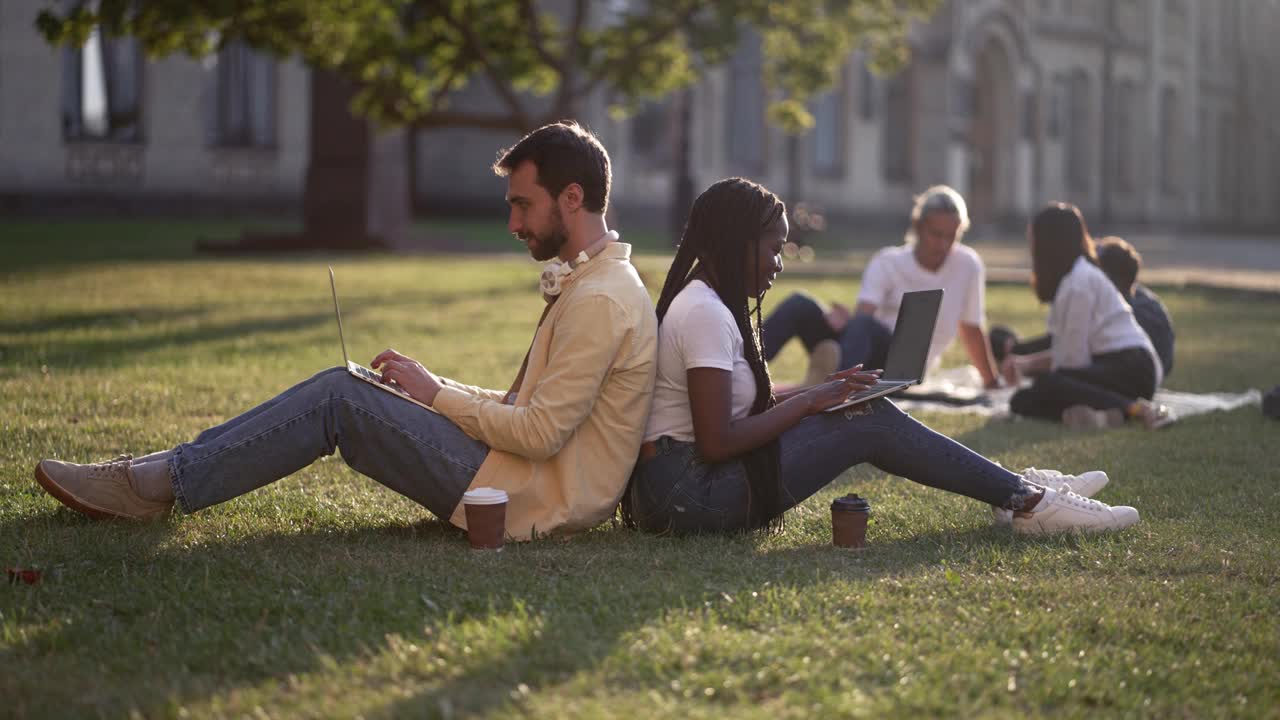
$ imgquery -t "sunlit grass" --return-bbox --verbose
[2,222,1278,718]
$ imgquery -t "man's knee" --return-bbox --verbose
[775,291,824,316]
[845,313,883,333]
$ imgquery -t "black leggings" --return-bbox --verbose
[1009,347,1157,421]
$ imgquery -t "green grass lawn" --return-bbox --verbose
[2,221,1278,718]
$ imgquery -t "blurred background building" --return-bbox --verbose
[3,0,1278,232]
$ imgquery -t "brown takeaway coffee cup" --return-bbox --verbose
[831,493,870,549]
[463,487,508,550]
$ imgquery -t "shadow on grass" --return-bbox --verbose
[0,219,301,275]
[2,505,1079,718]
[1,286,528,371]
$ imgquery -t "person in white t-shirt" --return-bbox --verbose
[621,178,1141,537]
[1004,203,1173,430]
[762,186,1001,389]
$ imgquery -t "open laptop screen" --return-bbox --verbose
[880,289,943,381]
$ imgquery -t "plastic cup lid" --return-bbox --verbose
[831,493,870,511]
[463,487,508,505]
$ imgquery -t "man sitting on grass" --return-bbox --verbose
[34,121,658,542]
[761,185,1004,391]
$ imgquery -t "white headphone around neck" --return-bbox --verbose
[538,230,617,300]
[539,250,591,299]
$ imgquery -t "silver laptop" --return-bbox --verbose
[825,289,944,412]
[330,267,437,413]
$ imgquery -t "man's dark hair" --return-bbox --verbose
[1030,202,1099,303]
[1096,236,1142,296]
[492,121,611,213]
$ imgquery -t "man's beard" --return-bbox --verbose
[524,207,570,262]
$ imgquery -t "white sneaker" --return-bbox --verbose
[992,467,1110,526]
[1062,404,1126,430]
[1012,488,1140,535]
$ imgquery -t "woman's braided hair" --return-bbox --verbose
[650,177,787,529]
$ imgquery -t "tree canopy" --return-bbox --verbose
[39,0,938,133]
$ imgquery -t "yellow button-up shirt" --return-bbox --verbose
[432,242,657,540]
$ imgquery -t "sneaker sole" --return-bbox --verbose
[1012,514,1140,535]
[33,463,167,522]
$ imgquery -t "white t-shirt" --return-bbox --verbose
[644,280,758,443]
[1048,256,1164,388]
[856,243,986,370]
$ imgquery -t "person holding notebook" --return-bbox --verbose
[33,121,658,542]
[620,178,1139,536]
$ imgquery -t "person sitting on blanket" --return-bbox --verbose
[1000,203,1173,430]
[620,177,1139,537]
[992,235,1175,381]
[760,185,1003,390]
[32,121,659,541]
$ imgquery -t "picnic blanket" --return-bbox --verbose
[894,366,1263,419]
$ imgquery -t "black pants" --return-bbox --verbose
[762,292,892,370]
[1009,347,1157,421]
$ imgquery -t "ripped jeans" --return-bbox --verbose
[626,399,1033,534]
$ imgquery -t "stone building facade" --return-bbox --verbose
[3,0,1277,231]
[0,0,309,214]
[604,0,1280,230]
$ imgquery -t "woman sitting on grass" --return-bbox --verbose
[621,178,1139,536]
[1004,203,1173,430]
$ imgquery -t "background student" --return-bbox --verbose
[761,185,1002,390]
[993,235,1175,382]
[1004,204,1172,429]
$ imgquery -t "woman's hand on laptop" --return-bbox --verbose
[372,348,443,406]
[801,365,882,414]
[823,364,882,385]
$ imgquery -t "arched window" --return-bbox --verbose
[811,71,847,177]
[208,41,276,148]
[1112,79,1139,192]
[882,68,913,183]
[628,99,673,169]
[1219,112,1237,218]
[858,61,876,120]
[726,35,766,175]
[1157,86,1181,193]
[61,23,143,142]
[1066,70,1091,192]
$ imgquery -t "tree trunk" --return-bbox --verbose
[669,88,695,245]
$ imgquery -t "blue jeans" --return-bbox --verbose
[168,367,488,518]
[762,292,892,370]
[626,399,1033,534]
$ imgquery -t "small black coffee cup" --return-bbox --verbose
[831,494,871,549]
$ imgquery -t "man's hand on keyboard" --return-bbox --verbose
[371,348,443,407]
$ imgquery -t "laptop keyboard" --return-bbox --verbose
[843,379,909,403]
[348,362,410,396]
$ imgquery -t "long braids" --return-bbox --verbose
[648,177,786,529]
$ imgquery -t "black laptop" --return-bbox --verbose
[824,289,943,412]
